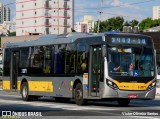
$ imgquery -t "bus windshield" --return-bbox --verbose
[108,46,155,77]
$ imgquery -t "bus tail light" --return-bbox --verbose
[147,80,156,91]
[106,79,118,90]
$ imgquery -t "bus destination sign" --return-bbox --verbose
[110,37,146,45]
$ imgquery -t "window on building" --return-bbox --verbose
[35,11,37,15]
[35,3,37,6]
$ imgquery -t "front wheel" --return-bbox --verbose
[75,83,87,105]
[117,99,130,106]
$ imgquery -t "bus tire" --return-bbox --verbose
[117,99,130,106]
[75,83,87,105]
[21,82,32,101]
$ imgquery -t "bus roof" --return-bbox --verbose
[4,32,102,48]
[4,32,152,48]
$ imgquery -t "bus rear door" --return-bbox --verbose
[11,51,19,90]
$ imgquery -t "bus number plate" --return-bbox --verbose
[128,94,138,98]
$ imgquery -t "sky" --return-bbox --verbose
[0,0,160,22]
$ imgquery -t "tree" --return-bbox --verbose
[124,21,130,26]
[7,31,16,36]
[139,18,160,30]
[130,19,139,27]
[94,16,124,32]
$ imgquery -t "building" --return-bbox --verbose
[0,3,11,24]
[143,26,160,32]
[16,0,74,36]
[3,7,10,22]
[153,6,160,20]
[3,21,16,32]
[74,16,94,32]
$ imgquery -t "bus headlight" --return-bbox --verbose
[147,80,156,91]
[106,79,118,90]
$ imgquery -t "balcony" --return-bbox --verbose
[45,22,51,27]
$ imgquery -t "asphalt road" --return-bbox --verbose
[0,90,160,119]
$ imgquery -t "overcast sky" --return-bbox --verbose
[0,0,159,22]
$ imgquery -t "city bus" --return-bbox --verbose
[2,32,156,106]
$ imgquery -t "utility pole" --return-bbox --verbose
[97,0,103,33]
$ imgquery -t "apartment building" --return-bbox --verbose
[0,3,11,24]
[75,16,94,32]
[16,0,74,36]
[153,6,160,20]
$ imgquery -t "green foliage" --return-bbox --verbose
[94,16,160,32]
[94,16,124,32]
[7,31,16,36]
[130,19,139,27]
[139,18,160,30]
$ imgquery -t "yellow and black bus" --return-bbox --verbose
[2,32,156,106]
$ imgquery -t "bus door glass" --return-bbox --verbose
[90,45,102,96]
[11,51,19,90]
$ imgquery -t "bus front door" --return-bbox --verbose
[11,51,19,90]
[89,46,102,97]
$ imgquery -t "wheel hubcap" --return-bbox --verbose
[22,86,27,98]
[76,89,82,100]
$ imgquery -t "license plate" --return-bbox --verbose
[128,94,138,98]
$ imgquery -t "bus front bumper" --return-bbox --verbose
[102,88,156,99]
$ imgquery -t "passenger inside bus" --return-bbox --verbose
[81,59,88,73]
[128,63,134,76]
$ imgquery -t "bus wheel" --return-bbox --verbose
[117,99,130,106]
[75,83,87,105]
[21,82,32,101]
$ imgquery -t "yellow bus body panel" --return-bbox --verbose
[3,80,10,90]
[17,81,21,91]
[28,81,53,92]
[113,80,152,90]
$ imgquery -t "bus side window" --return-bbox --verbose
[54,44,66,74]
[77,44,88,73]
[43,46,52,74]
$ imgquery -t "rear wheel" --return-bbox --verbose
[117,99,130,106]
[21,82,33,101]
[75,83,87,105]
